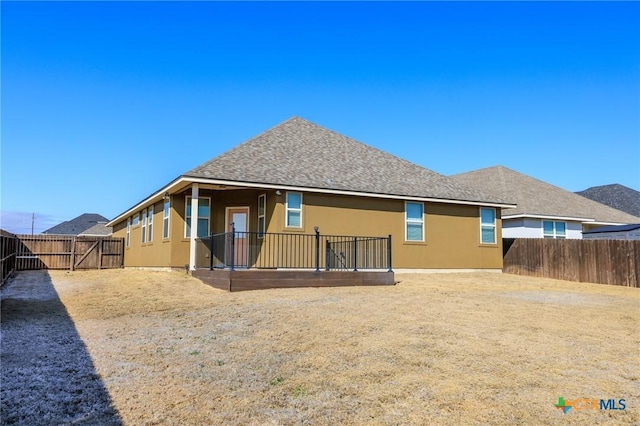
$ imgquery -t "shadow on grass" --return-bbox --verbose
[1,270,122,425]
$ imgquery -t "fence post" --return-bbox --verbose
[387,234,392,272]
[209,234,214,270]
[353,237,358,271]
[98,238,103,270]
[70,237,76,271]
[325,239,331,271]
[314,226,320,272]
[230,223,235,272]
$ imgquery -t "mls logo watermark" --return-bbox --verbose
[554,396,626,414]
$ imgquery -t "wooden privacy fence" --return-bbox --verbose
[14,235,124,271]
[1,230,18,285]
[503,238,639,287]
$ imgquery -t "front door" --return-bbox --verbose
[226,207,249,268]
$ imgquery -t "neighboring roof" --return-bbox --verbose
[451,166,640,225]
[79,222,113,237]
[43,213,110,235]
[185,117,512,205]
[575,184,640,217]
[583,223,640,234]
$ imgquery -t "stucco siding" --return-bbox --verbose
[115,188,504,269]
[502,217,583,239]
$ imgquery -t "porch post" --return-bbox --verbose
[189,183,199,271]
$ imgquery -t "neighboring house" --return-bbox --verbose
[43,213,112,236]
[78,222,113,237]
[106,117,516,270]
[451,166,640,239]
[583,224,640,240]
[575,184,640,218]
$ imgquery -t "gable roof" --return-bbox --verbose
[185,117,511,204]
[43,213,109,235]
[575,184,640,217]
[451,166,640,225]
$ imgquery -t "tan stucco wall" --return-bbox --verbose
[113,188,503,269]
[270,192,502,269]
[113,200,173,268]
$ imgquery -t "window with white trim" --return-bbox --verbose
[163,199,170,239]
[286,192,302,228]
[126,218,131,247]
[141,208,147,243]
[132,213,140,227]
[185,196,211,238]
[258,194,266,237]
[543,220,566,239]
[147,205,153,242]
[405,202,424,241]
[480,208,497,244]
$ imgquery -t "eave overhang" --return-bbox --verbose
[107,176,517,227]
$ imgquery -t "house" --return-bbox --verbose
[582,223,640,240]
[106,117,515,273]
[451,166,640,239]
[43,213,112,236]
[576,184,640,218]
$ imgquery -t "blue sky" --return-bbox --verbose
[2,1,639,233]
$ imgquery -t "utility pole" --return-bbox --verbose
[31,213,35,235]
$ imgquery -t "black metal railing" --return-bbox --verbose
[195,226,392,272]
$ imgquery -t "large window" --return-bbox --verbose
[147,206,153,243]
[141,208,147,243]
[126,218,131,247]
[405,202,424,241]
[543,220,566,239]
[286,192,302,228]
[258,194,266,237]
[480,208,497,244]
[163,199,170,239]
[185,196,210,238]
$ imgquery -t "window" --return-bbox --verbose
[405,202,424,241]
[480,208,497,244]
[543,220,566,239]
[126,218,131,247]
[147,205,153,242]
[132,213,140,227]
[163,199,170,239]
[141,208,147,243]
[258,194,266,237]
[286,192,302,228]
[185,196,210,238]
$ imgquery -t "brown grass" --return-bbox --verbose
[5,269,640,425]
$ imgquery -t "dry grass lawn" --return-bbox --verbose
[2,269,639,425]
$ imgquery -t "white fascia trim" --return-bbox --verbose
[106,178,185,227]
[182,177,517,208]
[107,176,517,226]
[588,220,635,226]
[503,213,595,222]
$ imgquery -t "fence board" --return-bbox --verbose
[503,238,639,287]
[1,230,17,285]
[15,235,124,271]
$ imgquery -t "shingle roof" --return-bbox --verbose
[43,213,110,235]
[583,223,640,234]
[451,166,640,224]
[79,222,113,236]
[185,117,511,205]
[575,184,640,217]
